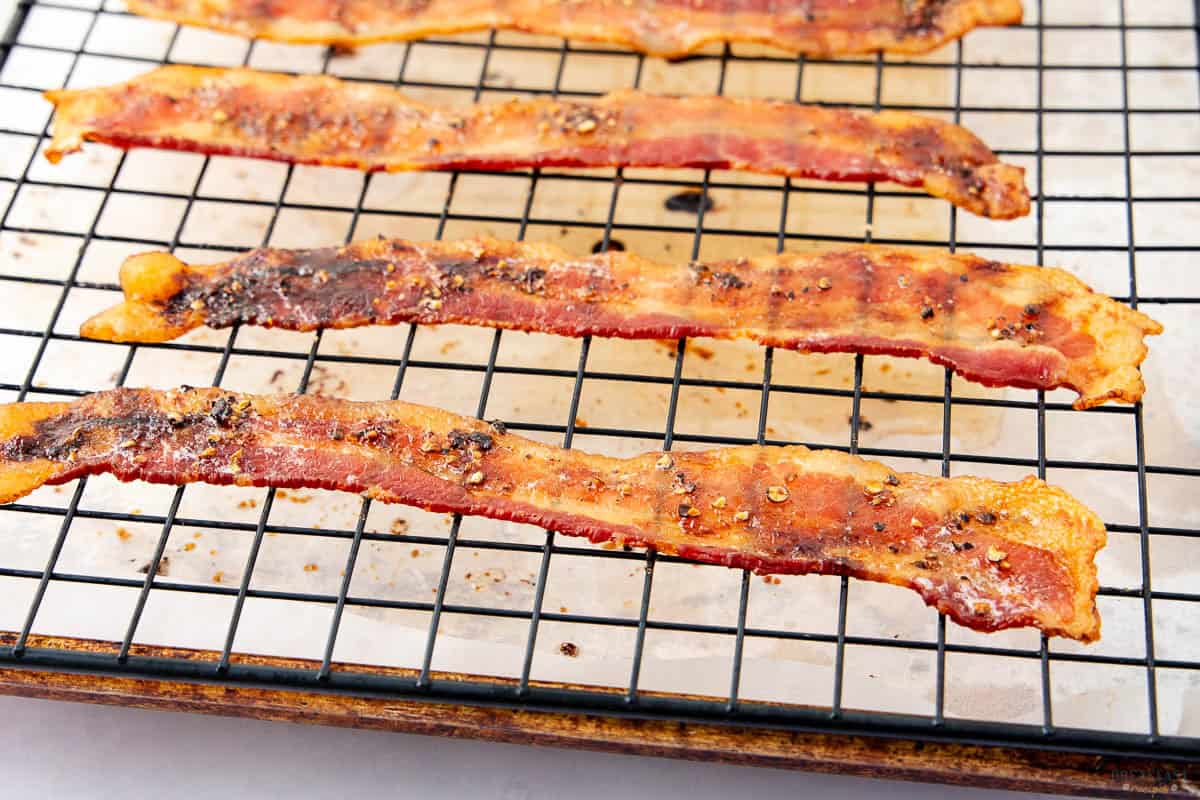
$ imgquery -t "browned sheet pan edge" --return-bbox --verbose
[0,633,1192,798]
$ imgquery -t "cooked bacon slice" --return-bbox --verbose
[44,66,1029,218]
[0,387,1103,640]
[121,0,1023,58]
[82,237,1161,409]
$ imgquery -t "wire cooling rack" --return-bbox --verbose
[0,0,1198,788]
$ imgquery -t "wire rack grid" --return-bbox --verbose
[0,0,1198,772]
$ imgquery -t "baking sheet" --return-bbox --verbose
[0,0,1197,739]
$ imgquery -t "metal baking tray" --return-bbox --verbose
[0,0,1197,793]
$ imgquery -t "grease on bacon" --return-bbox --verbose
[122,0,1023,57]
[81,237,1162,409]
[44,66,1029,218]
[0,387,1103,641]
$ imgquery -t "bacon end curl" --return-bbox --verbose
[44,66,1030,218]
[0,387,1104,641]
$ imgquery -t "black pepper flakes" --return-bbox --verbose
[522,268,546,294]
[675,473,698,494]
[873,521,886,532]
[209,396,234,425]
[920,305,935,319]
[713,271,747,290]
[448,429,494,451]
[977,511,997,525]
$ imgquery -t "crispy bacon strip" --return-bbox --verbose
[0,387,1103,640]
[44,66,1029,218]
[82,237,1161,409]
[121,0,1023,58]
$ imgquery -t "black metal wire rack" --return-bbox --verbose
[0,0,1198,773]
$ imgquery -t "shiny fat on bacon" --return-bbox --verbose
[81,237,1162,410]
[0,387,1104,641]
[43,66,1029,219]
[120,0,1023,58]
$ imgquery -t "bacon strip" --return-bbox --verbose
[0,387,1103,640]
[44,66,1029,218]
[121,0,1023,58]
[82,237,1161,409]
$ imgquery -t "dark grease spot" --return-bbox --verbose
[851,415,874,432]
[1,408,175,463]
[166,250,396,329]
[137,556,170,576]
[664,189,713,215]
[590,238,626,253]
